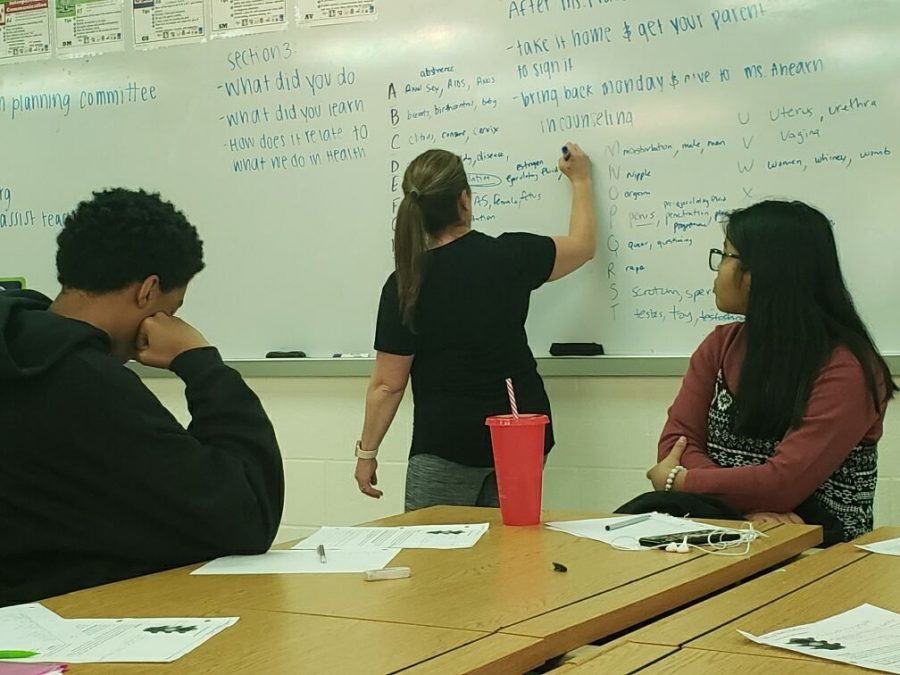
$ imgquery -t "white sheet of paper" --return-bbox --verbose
[0,603,86,652]
[545,513,723,550]
[57,617,236,663]
[858,537,900,556]
[1,609,236,664]
[293,523,489,550]
[191,549,399,574]
[740,604,900,674]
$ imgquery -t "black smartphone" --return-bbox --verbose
[638,529,742,547]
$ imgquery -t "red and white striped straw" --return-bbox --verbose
[505,378,519,418]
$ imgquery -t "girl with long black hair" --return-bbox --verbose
[648,200,896,543]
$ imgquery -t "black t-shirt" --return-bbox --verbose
[375,230,556,467]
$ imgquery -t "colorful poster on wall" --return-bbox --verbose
[55,0,124,56]
[132,0,204,48]
[0,0,50,63]
[211,0,285,37]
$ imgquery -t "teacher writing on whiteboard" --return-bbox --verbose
[353,144,597,510]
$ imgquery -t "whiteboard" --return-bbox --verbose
[1,0,898,357]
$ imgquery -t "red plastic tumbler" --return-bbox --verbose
[485,413,549,526]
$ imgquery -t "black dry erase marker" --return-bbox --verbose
[561,145,570,159]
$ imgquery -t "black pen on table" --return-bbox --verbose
[317,544,327,564]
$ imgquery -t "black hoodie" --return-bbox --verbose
[0,290,284,606]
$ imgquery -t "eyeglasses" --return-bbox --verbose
[709,248,741,271]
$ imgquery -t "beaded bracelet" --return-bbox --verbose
[665,465,686,491]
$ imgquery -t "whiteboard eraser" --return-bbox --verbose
[549,342,604,356]
[363,566,411,581]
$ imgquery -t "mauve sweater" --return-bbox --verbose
[658,322,886,514]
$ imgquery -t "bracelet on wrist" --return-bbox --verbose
[664,465,686,492]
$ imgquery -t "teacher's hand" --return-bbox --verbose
[355,458,383,498]
[647,436,688,491]
[558,142,592,183]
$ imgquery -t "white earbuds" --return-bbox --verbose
[665,538,690,553]
[609,519,765,556]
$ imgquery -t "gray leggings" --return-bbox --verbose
[404,454,499,512]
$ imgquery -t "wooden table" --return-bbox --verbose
[543,642,676,673]
[578,528,900,674]
[47,608,537,675]
[642,647,863,673]
[620,530,889,648]
[682,527,900,667]
[40,506,821,674]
